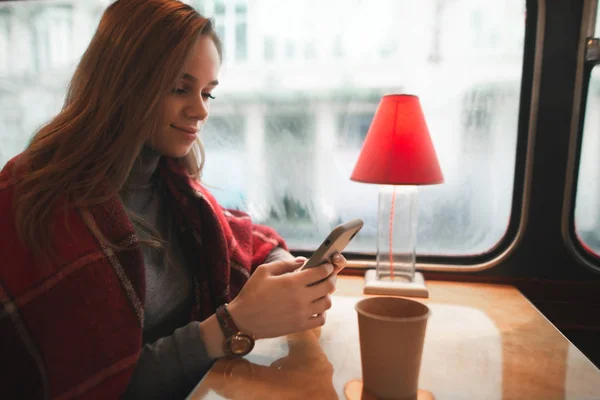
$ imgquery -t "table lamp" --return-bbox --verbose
[350,94,444,297]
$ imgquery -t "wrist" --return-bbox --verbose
[198,315,226,359]
[216,303,256,357]
[227,300,255,339]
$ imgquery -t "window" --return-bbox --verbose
[197,0,248,63]
[263,36,275,61]
[214,0,226,14]
[202,115,245,151]
[284,40,295,60]
[32,5,73,72]
[234,3,247,61]
[0,10,9,76]
[0,1,83,166]
[0,0,529,260]
[263,113,316,233]
[201,0,527,256]
[337,112,374,149]
[201,115,247,209]
[304,41,316,60]
[0,100,20,165]
[573,14,600,257]
[574,71,600,255]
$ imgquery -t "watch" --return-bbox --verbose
[215,303,255,357]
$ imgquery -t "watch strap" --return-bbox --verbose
[215,303,255,357]
[215,303,238,337]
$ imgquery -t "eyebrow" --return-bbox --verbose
[182,73,219,86]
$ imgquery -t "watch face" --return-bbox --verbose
[228,333,255,356]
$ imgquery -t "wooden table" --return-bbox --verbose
[187,276,600,399]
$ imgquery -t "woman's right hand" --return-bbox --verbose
[227,258,336,340]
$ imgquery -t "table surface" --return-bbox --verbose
[187,276,600,400]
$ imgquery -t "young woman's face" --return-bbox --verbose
[151,35,220,158]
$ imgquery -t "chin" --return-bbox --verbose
[156,145,194,158]
[172,147,194,158]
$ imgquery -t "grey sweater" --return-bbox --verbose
[121,147,292,399]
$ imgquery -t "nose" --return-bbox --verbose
[185,93,209,121]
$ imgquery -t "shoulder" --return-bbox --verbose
[0,154,21,193]
[0,153,97,276]
[0,154,22,221]
[0,155,38,292]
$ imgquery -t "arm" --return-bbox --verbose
[124,247,298,398]
[199,246,294,360]
[125,253,348,398]
[206,253,347,346]
[264,246,295,263]
[123,322,214,399]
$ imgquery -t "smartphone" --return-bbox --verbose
[299,218,364,271]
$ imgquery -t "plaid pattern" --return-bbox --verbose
[0,155,287,399]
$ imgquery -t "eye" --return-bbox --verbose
[172,88,187,96]
[202,93,216,100]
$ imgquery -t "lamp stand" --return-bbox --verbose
[363,185,429,298]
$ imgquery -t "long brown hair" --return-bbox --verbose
[14,0,222,258]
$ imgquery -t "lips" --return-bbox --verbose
[171,124,198,134]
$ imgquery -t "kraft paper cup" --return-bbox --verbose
[355,296,430,400]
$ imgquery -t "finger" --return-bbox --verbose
[332,253,345,266]
[305,311,327,330]
[293,256,308,272]
[309,294,333,316]
[262,258,305,276]
[305,273,336,299]
[314,273,337,289]
[332,253,347,273]
[296,263,334,286]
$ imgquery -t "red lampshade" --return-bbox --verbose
[350,94,444,185]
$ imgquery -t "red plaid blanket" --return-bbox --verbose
[0,155,286,399]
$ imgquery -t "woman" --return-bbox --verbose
[0,0,345,398]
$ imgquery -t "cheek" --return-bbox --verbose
[161,99,184,123]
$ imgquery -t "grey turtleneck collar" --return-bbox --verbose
[124,145,162,189]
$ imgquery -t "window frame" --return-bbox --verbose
[563,0,600,273]
[326,0,543,273]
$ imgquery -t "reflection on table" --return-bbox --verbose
[187,277,600,400]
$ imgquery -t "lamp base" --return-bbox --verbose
[363,269,429,298]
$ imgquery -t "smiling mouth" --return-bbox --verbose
[171,125,197,134]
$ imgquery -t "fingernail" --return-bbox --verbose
[294,257,305,264]
[333,254,342,262]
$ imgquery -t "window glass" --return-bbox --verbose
[214,0,226,14]
[0,0,106,165]
[33,5,73,71]
[264,113,315,231]
[202,115,247,209]
[200,0,527,255]
[263,36,275,60]
[573,13,600,257]
[0,0,527,257]
[235,20,247,61]
[0,10,10,75]
[337,112,374,149]
[574,70,600,255]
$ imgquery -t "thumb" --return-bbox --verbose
[264,257,306,276]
